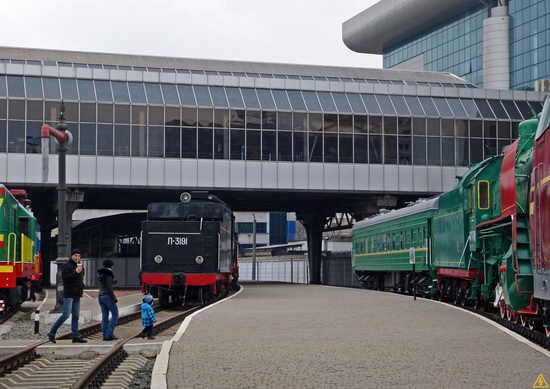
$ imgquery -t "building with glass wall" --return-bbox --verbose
[343,0,550,91]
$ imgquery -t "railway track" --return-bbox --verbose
[0,304,201,388]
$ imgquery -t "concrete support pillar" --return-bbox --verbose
[301,214,325,285]
[483,5,509,89]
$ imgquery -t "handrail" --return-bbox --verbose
[534,163,543,273]
[457,234,471,267]
[7,232,16,263]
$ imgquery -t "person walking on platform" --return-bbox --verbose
[97,259,119,341]
[47,249,87,343]
[139,295,156,339]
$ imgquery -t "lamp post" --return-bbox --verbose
[252,213,257,281]
[41,103,70,310]
[55,105,68,310]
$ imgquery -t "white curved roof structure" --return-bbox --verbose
[342,0,482,54]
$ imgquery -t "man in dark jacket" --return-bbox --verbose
[47,248,87,343]
[97,259,119,340]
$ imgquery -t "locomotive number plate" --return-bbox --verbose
[167,237,188,245]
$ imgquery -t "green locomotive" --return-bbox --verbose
[0,184,42,312]
[352,110,542,326]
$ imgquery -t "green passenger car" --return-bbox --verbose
[352,197,439,294]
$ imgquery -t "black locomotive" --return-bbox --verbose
[140,191,238,305]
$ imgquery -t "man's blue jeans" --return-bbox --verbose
[98,295,119,339]
[48,297,81,338]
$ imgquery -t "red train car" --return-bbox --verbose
[530,96,550,337]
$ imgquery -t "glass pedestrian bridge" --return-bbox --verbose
[0,47,545,198]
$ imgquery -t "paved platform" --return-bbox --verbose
[155,282,550,389]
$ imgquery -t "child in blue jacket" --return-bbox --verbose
[140,295,157,339]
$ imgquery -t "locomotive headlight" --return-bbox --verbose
[154,255,163,264]
[195,255,204,265]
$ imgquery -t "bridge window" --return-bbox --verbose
[214,128,228,159]
[230,129,245,160]
[278,131,292,161]
[309,132,322,162]
[97,124,113,156]
[293,130,306,162]
[165,126,180,158]
[182,127,197,158]
[261,130,275,161]
[198,128,213,159]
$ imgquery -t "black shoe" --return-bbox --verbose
[103,336,119,341]
[72,337,87,343]
[140,333,145,339]
[47,333,56,343]
[147,336,156,340]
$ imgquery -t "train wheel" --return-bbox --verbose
[453,287,464,305]
[506,309,517,323]
[520,315,528,327]
[479,300,487,311]
[159,289,170,306]
[199,286,206,307]
[499,302,506,319]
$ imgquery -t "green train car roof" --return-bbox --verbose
[454,154,502,188]
[352,197,439,230]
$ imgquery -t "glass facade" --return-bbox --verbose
[237,222,267,234]
[384,4,486,87]
[0,74,542,167]
[269,212,287,245]
[510,0,550,90]
[383,0,550,90]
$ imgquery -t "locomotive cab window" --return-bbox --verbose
[478,180,490,210]
[19,218,30,236]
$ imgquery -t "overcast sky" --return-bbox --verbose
[0,0,381,69]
